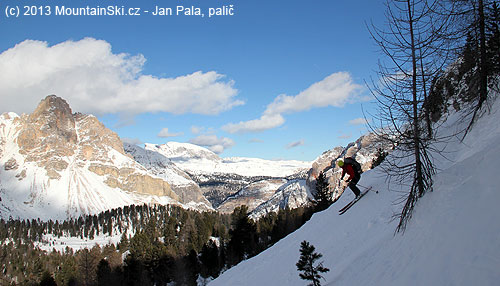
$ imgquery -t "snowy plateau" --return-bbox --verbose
[208,97,500,285]
[144,141,311,178]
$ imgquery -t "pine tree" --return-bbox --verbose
[296,240,330,286]
[118,230,129,251]
[486,1,500,90]
[227,206,257,265]
[78,248,98,286]
[97,259,112,286]
[448,0,500,137]
[313,171,333,212]
[200,240,222,279]
[39,271,57,286]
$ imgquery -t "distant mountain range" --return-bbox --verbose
[0,95,392,220]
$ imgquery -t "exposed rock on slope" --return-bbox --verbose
[249,179,310,219]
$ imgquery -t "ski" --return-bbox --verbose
[338,187,372,215]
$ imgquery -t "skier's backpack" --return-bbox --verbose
[344,157,362,174]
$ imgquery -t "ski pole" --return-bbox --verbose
[357,183,379,193]
[357,183,370,189]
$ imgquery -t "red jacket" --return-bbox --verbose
[341,164,356,181]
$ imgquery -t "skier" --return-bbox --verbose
[337,158,362,199]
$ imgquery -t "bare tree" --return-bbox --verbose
[367,0,453,232]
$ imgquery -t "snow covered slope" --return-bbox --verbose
[210,99,500,285]
[145,142,311,178]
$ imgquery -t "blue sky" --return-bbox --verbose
[0,0,387,161]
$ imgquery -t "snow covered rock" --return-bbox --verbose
[249,179,310,219]
[144,141,312,210]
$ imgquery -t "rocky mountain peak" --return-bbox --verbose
[28,95,77,144]
[31,95,73,119]
[16,96,78,179]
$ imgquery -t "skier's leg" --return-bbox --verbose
[349,175,361,197]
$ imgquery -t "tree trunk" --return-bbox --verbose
[479,0,488,107]
[407,0,425,198]
[420,55,432,138]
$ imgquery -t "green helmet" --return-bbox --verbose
[337,159,344,167]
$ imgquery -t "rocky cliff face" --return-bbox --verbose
[249,179,310,219]
[17,95,77,179]
[0,95,209,220]
[123,143,212,210]
[216,179,287,214]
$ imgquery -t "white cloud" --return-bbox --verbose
[0,38,243,117]
[286,139,305,149]
[222,72,363,134]
[222,113,285,134]
[157,128,183,138]
[264,72,363,115]
[348,118,370,126]
[189,134,235,154]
